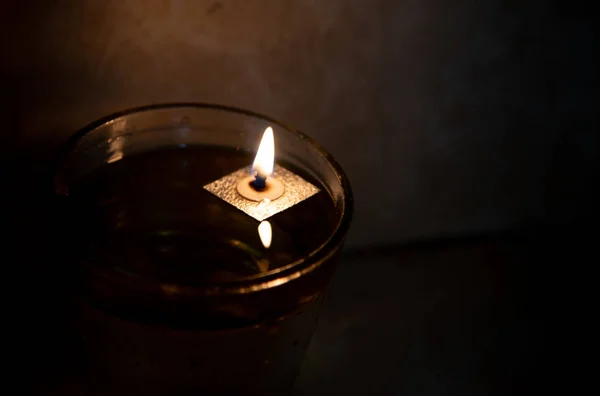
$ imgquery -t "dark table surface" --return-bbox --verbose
[294,223,592,395]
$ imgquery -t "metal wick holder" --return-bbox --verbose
[203,165,320,221]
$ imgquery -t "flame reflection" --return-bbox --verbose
[258,220,272,249]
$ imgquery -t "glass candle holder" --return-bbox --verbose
[52,103,353,395]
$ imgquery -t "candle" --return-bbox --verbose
[236,126,284,201]
[52,104,353,395]
[68,144,331,280]
[204,125,320,221]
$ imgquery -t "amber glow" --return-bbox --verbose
[252,126,275,179]
[107,136,124,164]
[258,221,272,249]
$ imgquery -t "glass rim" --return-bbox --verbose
[53,102,353,296]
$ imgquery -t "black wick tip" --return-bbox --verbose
[250,174,267,191]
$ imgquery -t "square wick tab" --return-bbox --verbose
[203,165,320,221]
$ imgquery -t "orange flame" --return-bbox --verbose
[252,126,275,179]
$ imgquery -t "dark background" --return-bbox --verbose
[2,1,598,394]
[3,0,598,248]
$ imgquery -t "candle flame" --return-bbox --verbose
[258,221,272,249]
[252,126,275,179]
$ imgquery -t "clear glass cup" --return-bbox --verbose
[51,103,353,395]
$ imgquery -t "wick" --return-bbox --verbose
[236,173,284,201]
[250,173,267,191]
